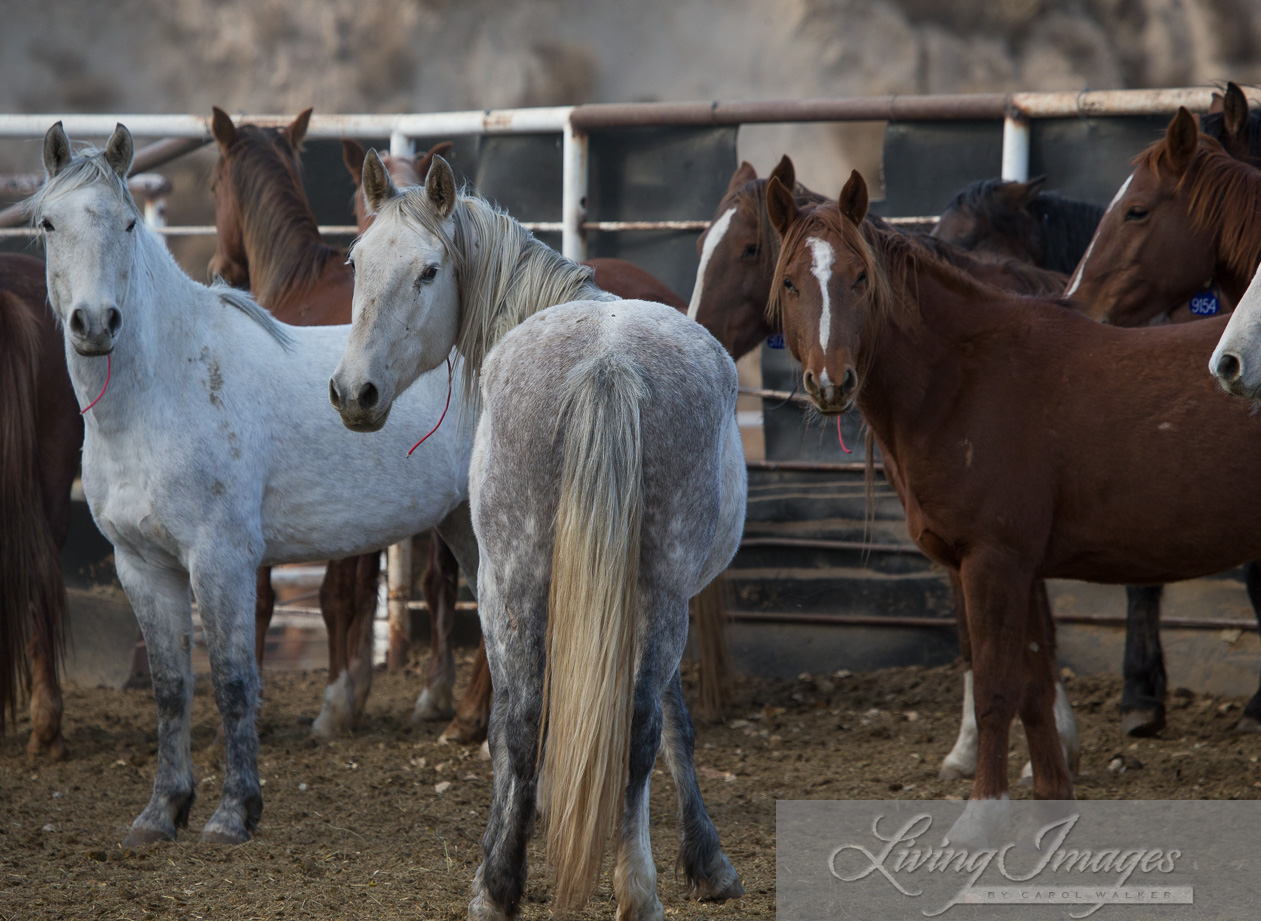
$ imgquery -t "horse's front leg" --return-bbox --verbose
[114,550,196,847]
[189,551,264,844]
[1120,584,1166,736]
[962,551,1072,801]
[940,568,977,780]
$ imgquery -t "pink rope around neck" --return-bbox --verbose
[836,414,852,454]
[80,354,111,414]
[406,356,453,457]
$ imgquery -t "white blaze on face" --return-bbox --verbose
[1065,172,1134,297]
[808,236,834,353]
[687,207,736,320]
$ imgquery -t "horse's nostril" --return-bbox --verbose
[803,370,818,392]
[105,307,121,336]
[69,308,86,335]
[1217,351,1243,383]
[840,367,858,394]
[358,382,379,410]
[329,378,343,408]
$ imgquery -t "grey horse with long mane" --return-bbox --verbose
[330,153,747,921]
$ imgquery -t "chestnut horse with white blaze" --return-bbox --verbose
[767,168,1261,801]
[330,152,745,920]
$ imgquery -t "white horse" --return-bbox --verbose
[331,153,747,921]
[1212,263,1261,396]
[34,122,480,846]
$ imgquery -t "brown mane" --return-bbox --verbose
[723,176,827,279]
[216,125,340,306]
[1134,132,1261,285]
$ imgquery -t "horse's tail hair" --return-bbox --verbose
[0,291,65,735]
[691,576,731,721]
[539,350,646,914]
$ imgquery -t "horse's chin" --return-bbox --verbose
[71,341,115,358]
[811,397,856,417]
[339,404,392,434]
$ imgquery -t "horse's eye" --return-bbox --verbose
[418,265,438,285]
[125,220,136,232]
[39,218,54,232]
[1124,207,1148,222]
[783,277,797,294]
[743,243,759,259]
[852,270,867,291]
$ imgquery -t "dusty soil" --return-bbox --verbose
[3,652,1261,920]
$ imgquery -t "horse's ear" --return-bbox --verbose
[362,149,401,214]
[1166,107,1199,175]
[1224,82,1249,140]
[765,176,799,238]
[838,170,869,226]
[415,142,454,182]
[425,154,457,219]
[211,106,238,152]
[103,123,134,179]
[285,108,313,150]
[42,121,71,178]
[725,160,758,196]
[1000,175,1045,209]
[768,155,796,194]
[341,139,366,182]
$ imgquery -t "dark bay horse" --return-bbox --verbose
[689,156,1066,362]
[767,169,1261,800]
[1,253,80,762]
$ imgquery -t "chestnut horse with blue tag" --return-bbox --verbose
[767,169,1261,801]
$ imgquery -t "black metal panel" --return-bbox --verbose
[1028,116,1168,205]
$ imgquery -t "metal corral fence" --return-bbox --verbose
[1,87,1253,253]
[6,87,1258,678]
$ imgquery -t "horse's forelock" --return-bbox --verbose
[29,148,138,223]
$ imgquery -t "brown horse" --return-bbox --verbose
[1067,107,1261,327]
[767,169,1261,800]
[689,156,1066,362]
[0,253,81,762]
[1203,81,1261,168]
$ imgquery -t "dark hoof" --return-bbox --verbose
[1121,707,1165,737]
[200,829,250,845]
[1235,716,1261,733]
[123,826,175,848]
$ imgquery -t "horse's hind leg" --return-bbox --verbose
[345,552,380,724]
[1120,584,1167,737]
[440,639,492,745]
[312,559,354,739]
[115,552,196,847]
[468,584,542,921]
[941,568,978,780]
[660,668,743,901]
[615,660,669,921]
[415,533,458,721]
[190,557,264,844]
[25,631,66,762]
[253,567,275,670]
[1237,562,1261,732]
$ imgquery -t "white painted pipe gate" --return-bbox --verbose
[2,87,1254,655]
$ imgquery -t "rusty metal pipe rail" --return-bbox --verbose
[726,609,1260,632]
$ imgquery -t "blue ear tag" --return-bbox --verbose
[766,333,785,349]
[1189,288,1220,316]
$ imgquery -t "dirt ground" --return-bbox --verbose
[3,651,1261,921]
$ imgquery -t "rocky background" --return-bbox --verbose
[1,0,1257,270]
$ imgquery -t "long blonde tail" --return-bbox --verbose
[539,353,645,914]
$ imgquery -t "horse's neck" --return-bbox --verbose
[855,263,995,458]
[242,194,339,311]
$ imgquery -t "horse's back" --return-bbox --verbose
[474,299,743,590]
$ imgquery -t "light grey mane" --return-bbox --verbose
[384,185,612,398]
[31,147,292,350]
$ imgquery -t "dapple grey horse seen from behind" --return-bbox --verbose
[330,152,747,921]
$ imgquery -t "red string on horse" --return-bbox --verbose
[836,414,852,454]
[407,356,453,457]
[80,355,111,414]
